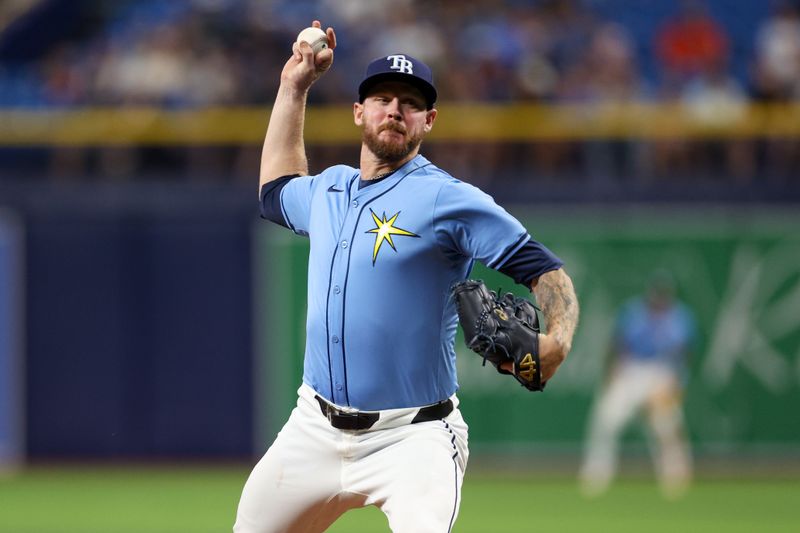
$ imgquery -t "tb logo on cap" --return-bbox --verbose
[387,55,414,74]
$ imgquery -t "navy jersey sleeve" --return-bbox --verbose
[259,174,299,228]
[497,239,564,288]
[279,173,321,236]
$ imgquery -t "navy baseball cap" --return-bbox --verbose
[358,54,437,109]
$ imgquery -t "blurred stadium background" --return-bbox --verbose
[1,0,799,531]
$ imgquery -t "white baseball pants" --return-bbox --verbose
[234,384,469,533]
[580,361,692,498]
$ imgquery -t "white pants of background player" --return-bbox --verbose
[579,360,692,498]
[234,383,469,533]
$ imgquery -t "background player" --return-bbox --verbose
[580,270,697,499]
[234,20,579,532]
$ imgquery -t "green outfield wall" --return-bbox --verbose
[254,207,800,456]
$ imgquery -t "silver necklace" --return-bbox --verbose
[370,170,394,181]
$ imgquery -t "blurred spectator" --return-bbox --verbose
[512,6,560,101]
[39,42,95,106]
[655,0,730,93]
[363,5,445,69]
[456,11,521,101]
[682,63,748,126]
[651,1,753,181]
[752,0,800,101]
[750,1,800,182]
[580,271,697,500]
[544,0,599,76]
[563,22,652,181]
[94,23,191,106]
[583,23,645,102]
[320,0,403,28]
[680,60,755,182]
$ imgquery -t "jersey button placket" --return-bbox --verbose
[329,184,364,406]
[329,211,354,404]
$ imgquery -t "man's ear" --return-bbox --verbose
[353,102,364,126]
[424,108,437,133]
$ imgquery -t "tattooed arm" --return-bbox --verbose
[531,268,580,383]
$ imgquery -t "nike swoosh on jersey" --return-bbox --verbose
[327,185,343,192]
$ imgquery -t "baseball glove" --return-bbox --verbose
[452,279,544,391]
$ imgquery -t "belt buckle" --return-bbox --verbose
[327,403,355,422]
[334,409,358,422]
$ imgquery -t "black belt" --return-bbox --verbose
[315,395,454,431]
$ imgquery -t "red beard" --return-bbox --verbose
[361,123,423,163]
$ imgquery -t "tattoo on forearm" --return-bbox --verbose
[533,269,579,354]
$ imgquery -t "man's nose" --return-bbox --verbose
[386,98,401,118]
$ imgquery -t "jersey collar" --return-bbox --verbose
[352,155,430,199]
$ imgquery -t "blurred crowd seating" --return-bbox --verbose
[4,0,796,107]
[0,0,799,194]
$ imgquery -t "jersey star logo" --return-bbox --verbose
[365,209,419,265]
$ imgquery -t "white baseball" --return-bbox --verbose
[296,27,329,55]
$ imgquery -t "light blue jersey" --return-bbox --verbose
[280,155,535,410]
[615,298,697,371]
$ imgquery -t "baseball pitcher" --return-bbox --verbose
[234,20,580,533]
